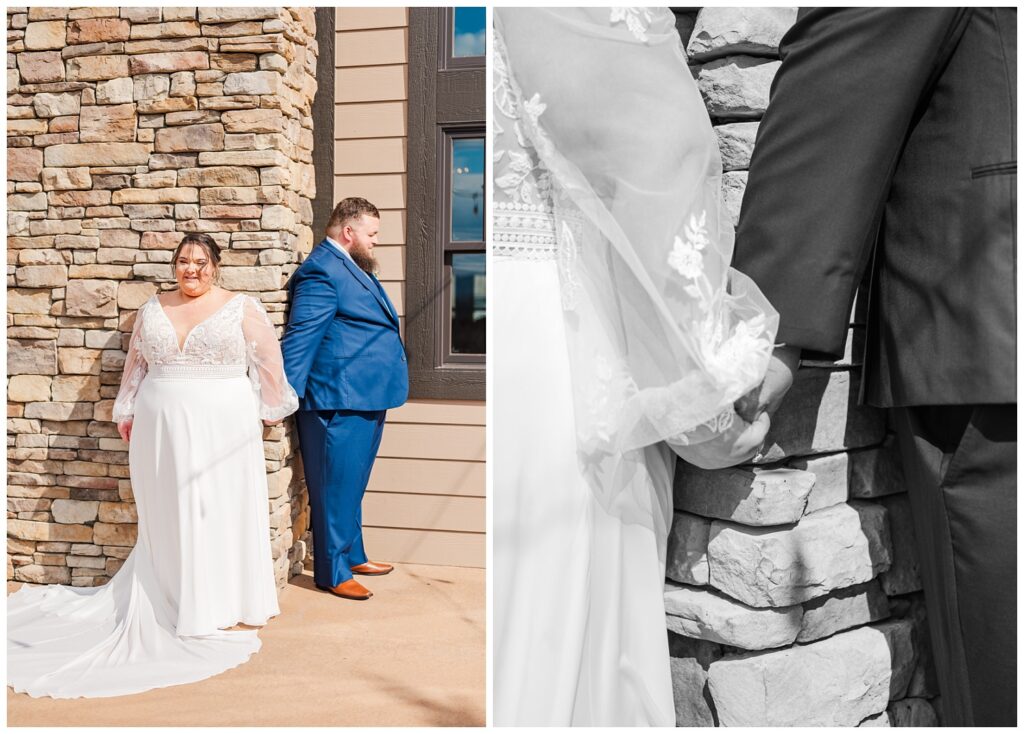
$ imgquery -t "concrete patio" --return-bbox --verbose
[7,563,485,727]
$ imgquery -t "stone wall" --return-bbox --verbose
[7,6,318,590]
[666,9,938,727]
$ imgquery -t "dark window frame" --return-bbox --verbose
[311,8,336,245]
[441,7,486,70]
[406,8,486,400]
[439,127,485,366]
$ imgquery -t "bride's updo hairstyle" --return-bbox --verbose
[172,233,222,282]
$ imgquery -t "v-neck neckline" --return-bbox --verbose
[154,293,243,353]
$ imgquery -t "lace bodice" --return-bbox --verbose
[112,294,299,423]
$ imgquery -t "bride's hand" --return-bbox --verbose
[262,418,282,427]
[117,419,133,443]
[671,412,771,471]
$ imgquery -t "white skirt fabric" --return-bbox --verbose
[8,366,280,699]
[493,256,676,726]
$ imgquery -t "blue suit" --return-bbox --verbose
[281,239,408,587]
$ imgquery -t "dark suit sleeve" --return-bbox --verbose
[280,261,336,400]
[733,7,968,357]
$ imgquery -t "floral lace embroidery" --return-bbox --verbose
[493,34,552,206]
[610,7,655,43]
[580,354,638,447]
[701,408,735,435]
[666,211,773,395]
[668,212,709,280]
[698,313,772,396]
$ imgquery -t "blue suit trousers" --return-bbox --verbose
[295,408,386,587]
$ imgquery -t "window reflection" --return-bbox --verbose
[451,252,485,354]
[451,137,484,242]
[452,7,485,57]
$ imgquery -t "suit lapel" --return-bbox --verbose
[371,274,401,328]
[319,240,399,328]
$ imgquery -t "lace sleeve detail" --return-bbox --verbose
[112,300,150,424]
[495,8,779,453]
[242,296,299,422]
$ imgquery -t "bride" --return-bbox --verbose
[8,233,299,698]
[493,8,778,725]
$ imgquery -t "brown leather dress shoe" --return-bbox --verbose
[317,578,373,600]
[350,561,394,576]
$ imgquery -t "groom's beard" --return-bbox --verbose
[349,243,378,275]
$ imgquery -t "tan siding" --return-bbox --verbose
[362,527,485,568]
[335,138,407,174]
[379,424,486,463]
[389,400,485,426]
[334,9,485,568]
[372,244,406,281]
[334,173,406,209]
[363,493,484,533]
[336,28,409,67]
[368,457,485,497]
[376,210,406,245]
[335,101,408,139]
[337,7,408,32]
[335,65,408,103]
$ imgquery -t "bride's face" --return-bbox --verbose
[175,244,216,298]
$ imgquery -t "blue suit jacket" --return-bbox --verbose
[282,240,409,412]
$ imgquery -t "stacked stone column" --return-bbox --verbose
[7,6,318,590]
[666,9,938,727]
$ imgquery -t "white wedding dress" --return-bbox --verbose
[493,8,778,726]
[8,293,298,698]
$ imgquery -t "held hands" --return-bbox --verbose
[669,411,772,470]
[736,345,800,423]
[670,344,800,470]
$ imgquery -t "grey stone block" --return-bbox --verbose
[687,7,797,61]
[708,624,902,726]
[714,121,758,171]
[666,581,803,650]
[756,368,886,464]
[696,55,780,119]
[798,579,890,643]
[666,511,711,586]
[708,501,892,607]
[674,462,815,526]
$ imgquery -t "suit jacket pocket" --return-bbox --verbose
[971,161,1016,179]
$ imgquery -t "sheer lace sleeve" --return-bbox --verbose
[496,9,778,454]
[112,300,150,424]
[242,296,299,422]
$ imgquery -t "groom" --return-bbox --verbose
[282,197,408,600]
[732,8,1015,726]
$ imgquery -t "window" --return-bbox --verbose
[443,133,485,362]
[406,9,486,400]
[443,7,485,69]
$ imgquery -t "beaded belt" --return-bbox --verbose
[148,364,247,379]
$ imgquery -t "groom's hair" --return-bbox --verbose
[327,197,380,232]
